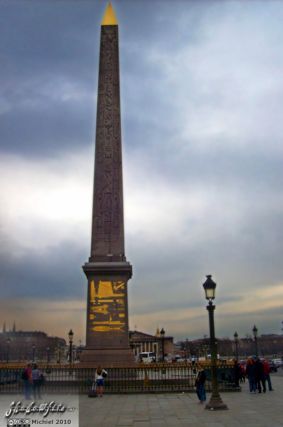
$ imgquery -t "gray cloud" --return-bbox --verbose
[1,0,283,341]
[0,232,87,299]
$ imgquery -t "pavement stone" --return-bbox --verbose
[78,371,283,427]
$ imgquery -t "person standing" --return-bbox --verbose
[262,359,273,391]
[239,362,246,383]
[233,359,241,387]
[22,363,33,400]
[254,357,266,393]
[32,363,43,400]
[195,369,206,404]
[94,366,108,397]
[246,358,256,393]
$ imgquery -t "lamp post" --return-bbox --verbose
[77,340,82,362]
[57,345,62,364]
[68,329,74,365]
[32,345,36,363]
[252,325,258,357]
[160,328,165,362]
[46,347,50,364]
[185,338,189,360]
[203,275,228,410]
[234,332,239,361]
[6,338,11,363]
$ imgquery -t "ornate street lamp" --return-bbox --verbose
[234,332,239,361]
[252,325,258,357]
[160,328,165,362]
[68,329,74,364]
[32,345,36,363]
[203,275,228,410]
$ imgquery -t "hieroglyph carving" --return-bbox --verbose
[92,26,124,258]
[89,280,126,332]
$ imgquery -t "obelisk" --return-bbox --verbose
[80,3,134,366]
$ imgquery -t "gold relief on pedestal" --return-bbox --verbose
[89,280,126,332]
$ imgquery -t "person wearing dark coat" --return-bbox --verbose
[254,358,266,393]
[195,369,206,403]
[233,359,241,387]
[246,358,256,393]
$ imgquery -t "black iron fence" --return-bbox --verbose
[0,363,239,394]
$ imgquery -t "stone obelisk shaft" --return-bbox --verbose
[90,21,125,263]
[81,4,133,366]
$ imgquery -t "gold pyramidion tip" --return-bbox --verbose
[101,3,118,26]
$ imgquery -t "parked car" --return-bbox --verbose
[176,357,186,363]
[139,352,156,363]
[271,358,282,368]
[268,360,278,372]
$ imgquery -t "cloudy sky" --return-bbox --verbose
[1,0,283,344]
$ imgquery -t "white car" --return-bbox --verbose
[271,358,282,368]
[139,352,156,364]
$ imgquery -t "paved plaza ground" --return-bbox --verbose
[0,371,281,426]
[79,371,283,427]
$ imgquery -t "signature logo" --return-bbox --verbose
[5,401,66,418]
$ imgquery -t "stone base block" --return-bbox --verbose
[79,347,136,367]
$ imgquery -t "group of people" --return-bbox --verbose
[22,363,44,400]
[245,357,273,393]
[195,357,274,404]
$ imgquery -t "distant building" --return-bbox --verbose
[238,334,283,357]
[129,329,174,361]
[0,323,66,362]
[178,334,283,359]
